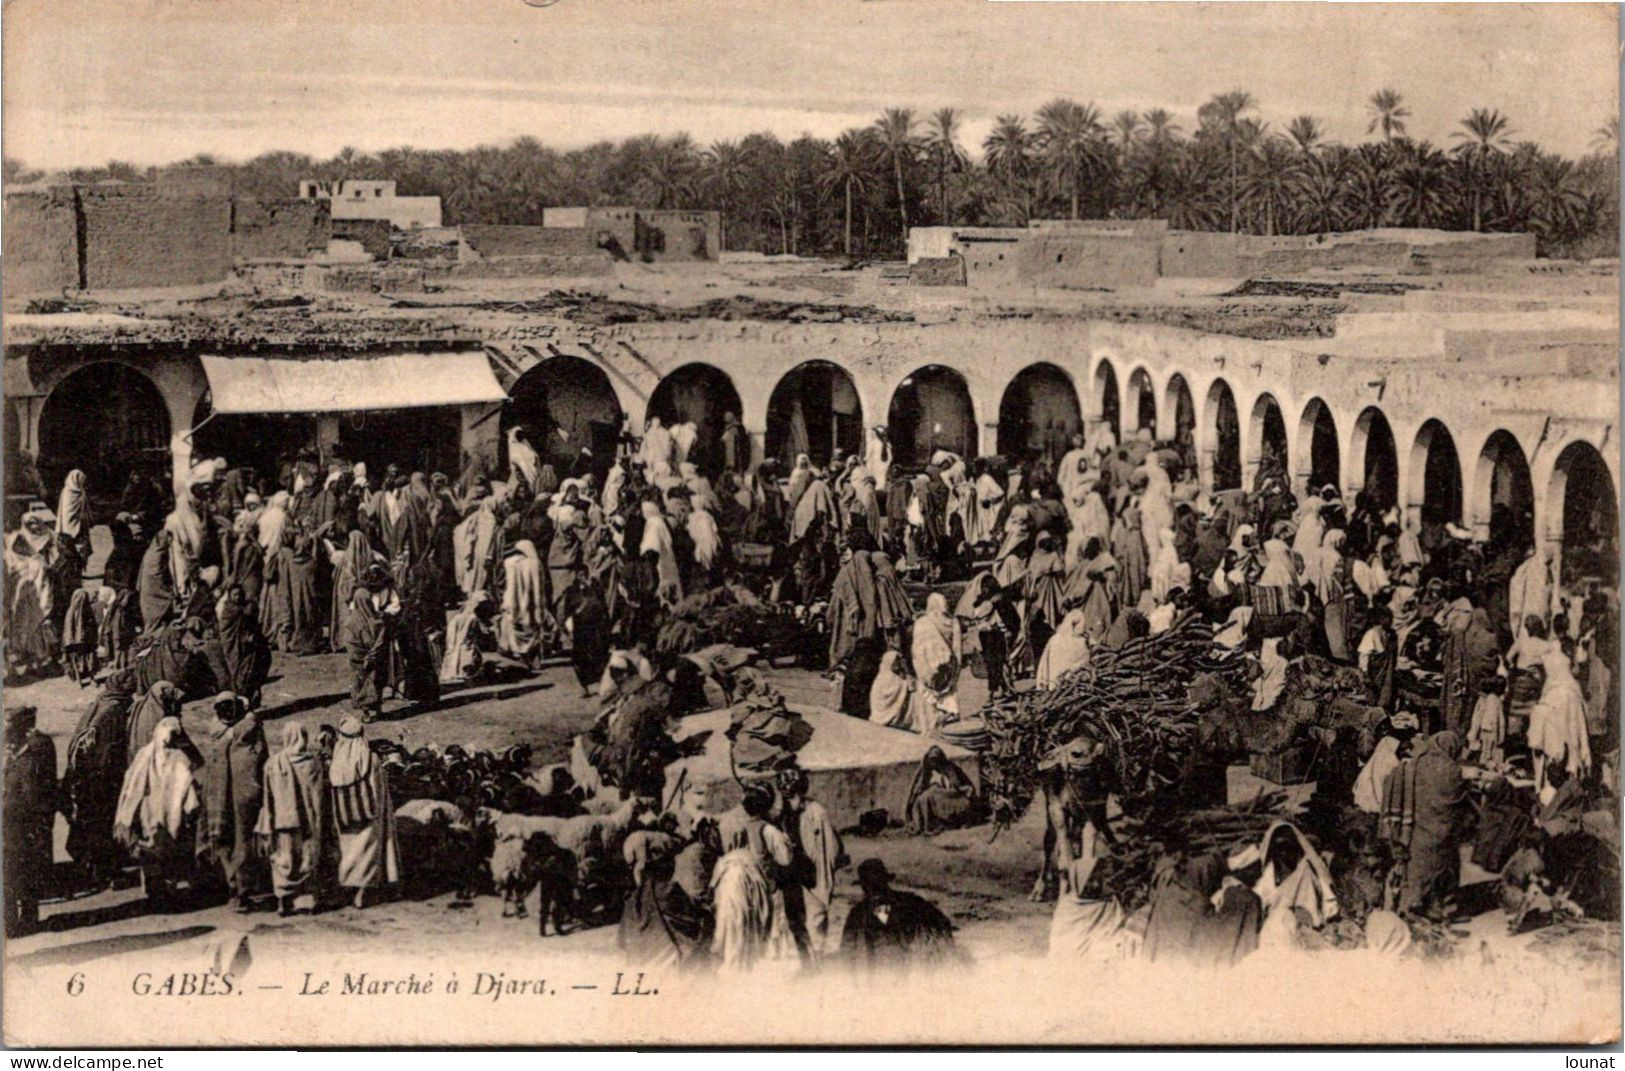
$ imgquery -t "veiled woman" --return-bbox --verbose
[1023,532,1069,662]
[1063,537,1118,643]
[126,680,183,764]
[328,530,383,648]
[499,539,549,664]
[197,693,266,911]
[114,717,201,907]
[905,745,983,834]
[909,593,962,737]
[63,670,138,886]
[1112,497,1149,610]
[258,721,330,916]
[329,716,400,909]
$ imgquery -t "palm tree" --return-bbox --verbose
[1198,90,1256,232]
[1291,149,1350,234]
[1387,140,1456,227]
[1242,136,1299,235]
[1143,108,1181,145]
[1343,143,1395,230]
[702,139,748,250]
[1591,117,1620,155]
[1035,97,1107,220]
[1286,115,1325,155]
[636,134,700,209]
[871,108,921,239]
[818,129,874,257]
[1454,107,1513,230]
[983,114,1036,224]
[1110,110,1143,162]
[924,107,969,225]
[1366,88,1410,141]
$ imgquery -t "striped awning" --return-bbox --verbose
[199,351,506,414]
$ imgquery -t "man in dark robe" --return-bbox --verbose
[210,584,272,708]
[343,563,398,722]
[720,411,750,475]
[616,850,708,968]
[198,693,267,910]
[4,705,58,936]
[840,859,956,968]
[138,529,177,629]
[62,671,137,888]
[562,576,612,697]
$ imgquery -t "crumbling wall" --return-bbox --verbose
[585,208,638,260]
[230,198,331,260]
[331,218,392,261]
[910,256,966,286]
[1411,233,1538,273]
[461,225,602,257]
[450,254,613,278]
[1014,232,1160,289]
[961,238,1023,286]
[637,210,720,261]
[79,186,231,289]
[1160,231,1243,276]
[3,189,80,295]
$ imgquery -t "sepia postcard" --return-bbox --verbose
[1,0,1620,1048]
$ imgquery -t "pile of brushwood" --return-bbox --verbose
[1094,792,1292,913]
[655,585,811,659]
[980,612,1251,826]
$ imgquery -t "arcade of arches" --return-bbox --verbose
[16,351,1618,577]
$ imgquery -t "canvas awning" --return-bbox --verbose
[199,351,506,414]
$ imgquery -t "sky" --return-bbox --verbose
[3,0,1618,171]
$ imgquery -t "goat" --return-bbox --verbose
[479,797,655,930]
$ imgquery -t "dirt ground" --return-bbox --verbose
[2,647,1614,1006]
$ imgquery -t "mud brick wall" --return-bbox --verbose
[231,198,332,259]
[461,225,601,257]
[78,186,232,289]
[331,218,393,260]
[3,189,81,295]
[637,210,721,261]
[910,256,966,286]
[1014,232,1160,289]
[450,253,613,278]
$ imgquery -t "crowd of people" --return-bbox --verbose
[2,409,1618,971]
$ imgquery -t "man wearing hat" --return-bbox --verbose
[4,705,58,936]
[839,858,956,967]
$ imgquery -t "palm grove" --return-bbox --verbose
[9,89,1617,260]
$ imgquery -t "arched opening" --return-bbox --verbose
[38,362,171,512]
[1247,393,1288,491]
[1408,419,1463,529]
[1474,430,1535,551]
[1547,440,1616,588]
[888,365,975,466]
[1351,407,1399,511]
[647,363,744,477]
[765,360,863,468]
[503,354,623,481]
[1203,379,1242,492]
[1297,398,1340,493]
[1164,373,1197,456]
[997,362,1082,464]
[1126,368,1157,433]
[190,396,317,494]
[1092,360,1121,442]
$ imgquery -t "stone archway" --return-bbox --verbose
[1350,406,1399,511]
[190,396,317,492]
[38,361,171,509]
[1473,429,1535,550]
[765,360,863,468]
[1296,398,1340,494]
[1126,367,1157,434]
[1092,359,1121,442]
[648,362,745,476]
[997,362,1082,463]
[1202,378,1242,493]
[1545,439,1617,588]
[889,364,976,466]
[1247,393,1288,491]
[1408,418,1463,529]
[504,354,624,481]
